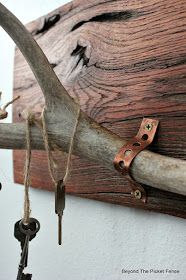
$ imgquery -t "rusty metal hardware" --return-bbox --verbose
[114,118,159,203]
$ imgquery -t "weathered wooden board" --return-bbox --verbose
[13,0,186,218]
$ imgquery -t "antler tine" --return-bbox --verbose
[0,3,77,113]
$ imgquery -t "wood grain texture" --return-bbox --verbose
[13,0,186,218]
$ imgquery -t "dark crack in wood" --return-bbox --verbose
[71,11,137,31]
[34,14,61,35]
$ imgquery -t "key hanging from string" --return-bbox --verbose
[14,110,40,279]
[41,105,81,245]
[55,179,65,245]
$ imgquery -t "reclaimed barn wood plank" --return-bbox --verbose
[13,0,186,218]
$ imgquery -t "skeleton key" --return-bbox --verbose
[55,179,65,245]
[15,218,40,280]
[14,219,38,267]
[19,274,32,280]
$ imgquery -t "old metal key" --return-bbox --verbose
[55,179,65,245]
[14,219,38,268]
[15,218,40,280]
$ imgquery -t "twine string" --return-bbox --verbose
[41,108,57,185]
[63,106,81,184]
[23,105,81,223]
[41,106,81,186]
[23,111,33,224]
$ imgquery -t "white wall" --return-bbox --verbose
[0,1,186,280]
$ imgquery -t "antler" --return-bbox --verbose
[0,3,186,196]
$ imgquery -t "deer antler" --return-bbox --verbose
[0,3,186,196]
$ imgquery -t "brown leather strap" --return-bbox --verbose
[114,118,159,203]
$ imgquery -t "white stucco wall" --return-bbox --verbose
[0,1,185,279]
